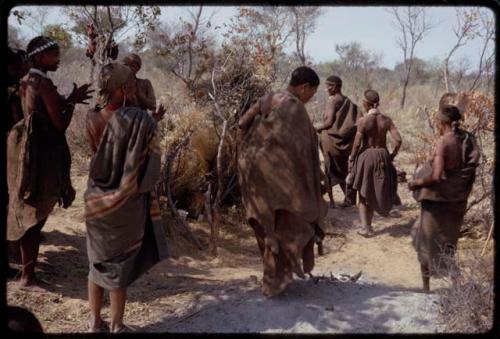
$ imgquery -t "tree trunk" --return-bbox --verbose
[443,60,450,93]
[400,71,410,109]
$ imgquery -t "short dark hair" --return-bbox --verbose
[289,66,320,87]
[439,104,461,122]
[439,92,457,109]
[364,89,380,104]
[326,75,342,86]
[7,306,43,333]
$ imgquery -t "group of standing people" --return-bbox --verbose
[238,66,478,297]
[5,36,478,333]
[6,36,167,333]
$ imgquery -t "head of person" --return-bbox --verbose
[122,53,142,75]
[363,89,380,111]
[8,48,29,83]
[437,104,461,134]
[26,36,60,72]
[288,66,320,103]
[7,306,44,333]
[97,62,136,107]
[325,75,342,96]
[439,92,467,115]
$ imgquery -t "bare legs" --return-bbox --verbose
[88,280,127,332]
[420,258,461,293]
[18,218,47,291]
[88,280,106,331]
[339,182,356,207]
[109,288,127,331]
[358,199,374,237]
[326,175,335,208]
[420,263,430,292]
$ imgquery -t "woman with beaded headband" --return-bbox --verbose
[6,36,93,292]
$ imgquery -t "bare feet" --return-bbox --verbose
[357,228,374,238]
[17,276,49,293]
[88,319,109,333]
[112,324,137,333]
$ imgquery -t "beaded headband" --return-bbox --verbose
[27,40,58,57]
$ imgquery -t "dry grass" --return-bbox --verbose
[435,247,494,333]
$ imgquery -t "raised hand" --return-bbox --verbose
[67,82,94,105]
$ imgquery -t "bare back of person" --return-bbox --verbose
[360,111,393,149]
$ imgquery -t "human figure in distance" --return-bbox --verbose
[315,75,361,208]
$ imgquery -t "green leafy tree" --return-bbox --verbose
[43,24,73,49]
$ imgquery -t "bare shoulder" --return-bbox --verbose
[330,93,345,108]
[86,107,101,123]
[440,133,461,148]
[381,114,396,127]
[29,73,54,93]
[434,135,447,151]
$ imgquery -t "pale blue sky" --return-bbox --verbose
[9,5,495,69]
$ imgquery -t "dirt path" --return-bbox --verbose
[7,154,448,333]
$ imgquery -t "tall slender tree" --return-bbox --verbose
[390,7,433,109]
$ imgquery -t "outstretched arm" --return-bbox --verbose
[388,119,402,160]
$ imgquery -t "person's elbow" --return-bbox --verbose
[393,134,402,146]
[430,173,442,183]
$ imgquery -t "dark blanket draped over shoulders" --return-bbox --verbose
[413,130,480,203]
[237,91,327,296]
[411,129,479,276]
[237,92,327,238]
[84,107,168,288]
[320,97,361,151]
[319,97,362,184]
[7,74,72,241]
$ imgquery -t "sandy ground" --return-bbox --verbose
[7,152,484,334]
